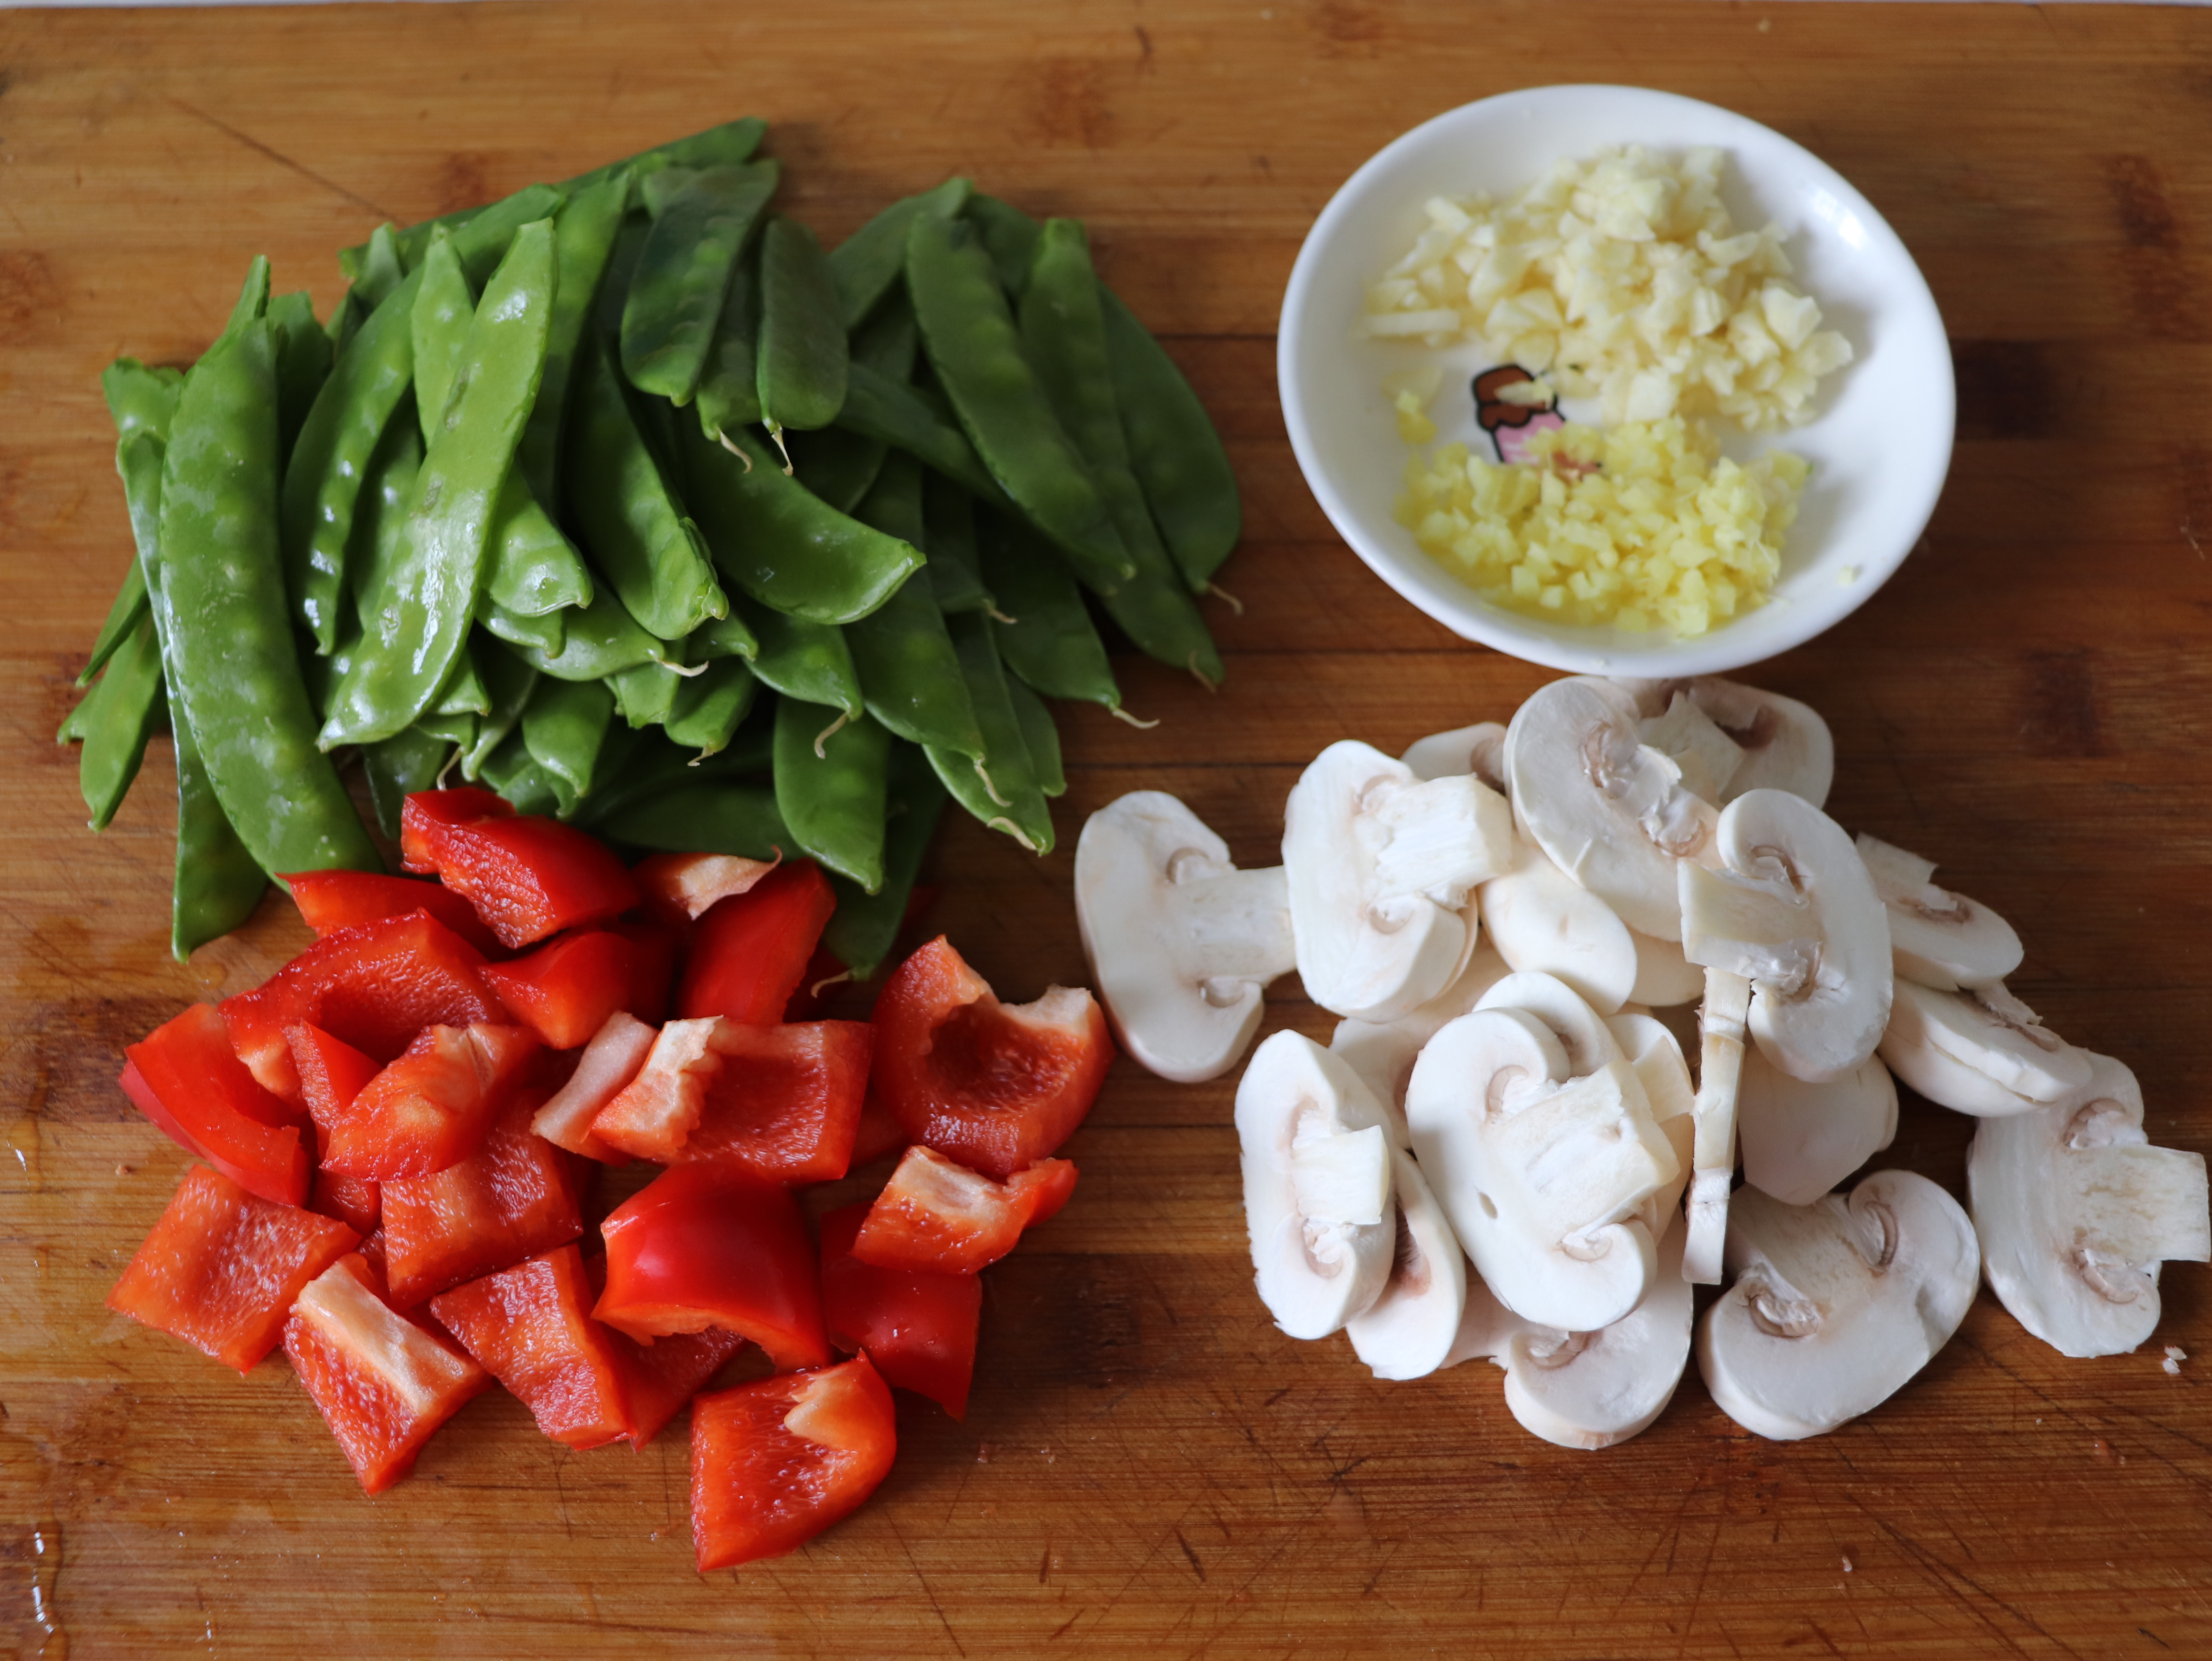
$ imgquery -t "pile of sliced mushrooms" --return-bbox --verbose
[1075,675,2210,1448]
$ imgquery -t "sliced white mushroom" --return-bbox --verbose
[1678,787,1893,1083]
[1477,838,1638,1015]
[1236,1031,1398,1340]
[1737,1046,1899,1206]
[1608,1012,1696,1235]
[1620,677,1835,807]
[1968,1053,2210,1358]
[1628,926,1708,1008]
[1346,1150,1471,1380]
[1406,1008,1675,1332]
[1879,980,2093,1113]
[1400,721,1507,793]
[1696,1170,1980,1441]
[1855,833,2024,992]
[1074,791,1295,1084]
[1682,967,1751,1285]
[1475,970,1627,1077]
[1329,945,1510,1147]
[1637,692,1744,804]
[1505,676,1717,942]
[1283,741,1515,1022]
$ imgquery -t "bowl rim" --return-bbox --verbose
[1277,83,1955,677]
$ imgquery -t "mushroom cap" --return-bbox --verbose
[1968,1053,2211,1358]
[1475,970,1628,1078]
[1406,1008,1669,1332]
[1696,1170,1979,1441]
[1856,833,2024,991]
[1737,1046,1899,1206]
[1401,721,1508,793]
[1638,693,1745,804]
[1328,945,1511,1147]
[1689,678,1836,807]
[1236,1031,1399,1340]
[1628,926,1708,1007]
[1880,980,2092,1108]
[1347,1150,1472,1381]
[1506,677,1716,941]
[1076,792,1295,1084]
[1478,838,1639,1015]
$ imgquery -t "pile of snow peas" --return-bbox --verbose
[57,118,1239,972]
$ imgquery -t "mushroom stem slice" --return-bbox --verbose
[1608,1012,1696,1234]
[1691,678,1837,808]
[1879,980,2093,1111]
[1401,721,1509,793]
[1478,838,1639,1015]
[1678,860,1823,994]
[1347,1151,1471,1381]
[1737,1046,1899,1206]
[1968,1053,2211,1358]
[1855,833,2024,992]
[1290,1124,1391,1227]
[1683,968,1751,1285]
[1366,774,1516,911]
[1639,693,1745,804]
[1696,1170,1979,1441]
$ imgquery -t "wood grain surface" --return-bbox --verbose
[5,2,2212,1656]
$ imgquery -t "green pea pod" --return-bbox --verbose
[578,721,774,829]
[431,640,491,717]
[788,426,887,515]
[225,257,272,334]
[830,177,972,328]
[835,361,1007,505]
[353,225,406,311]
[695,247,763,440]
[621,162,779,405]
[268,289,333,460]
[321,219,557,747]
[158,317,379,876]
[964,193,1043,297]
[325,289,367,356]
[415,710,480,754]
[567,331,727,639]
[732,595,862,717]
[480,594,567,657]
[75,560,149,688]
[517,170,631,505]
[1099,287,1241,590]
[920,471,991,615]
[362,726,453,837]
[974,506,1121,710]
[906,213,1130,592]
[103,358,186,441]
[522,676,616,813]
[597,781,790,861]
[1005,674,1065,798]
[346,415,423,617]
[445,184,570,289]
[477,728,566,817]
[850,288,918,380]
[411,231,475,441]
[680,424,922,626]
[609,659,685,729]
[639,166,701,221]
[462,634,539,780]
[1019,220,1223,684]
[66,612,164,830]
[83,363,183,686]
[925,612,1053,854]
[756,216,848,436]
[663,658,757,757]
[773,698,888,892]
[823,740,948,978]
[847,456,984,755]
[171,702,268,961]
[517,587,667,682]
[688,608,759,663]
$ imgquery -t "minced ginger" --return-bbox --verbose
[1395,418,1808,637]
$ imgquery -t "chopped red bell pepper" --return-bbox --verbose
[318,1022,541,1183]
[124,1004,310,1207]
[818,1202,979,1418]
[612,919,679,1026]
[480,929,636,1050]
[284,1252,492,1494]
[691,1355,897,1571]
[429,1244,630,1450]
[289,1025,387,1232]
[851,1144,1078,1275]
[588,1017,734,1162]
[632,850,779,928]
[676,862,836,1025]
[594,1163,830,1372]
[848,1090,908,1170]
[379,1090,582,1307]
[778,944,852,1023]
[401,790,639,951]
[581,1252,747,1449]
[219,911,509,1100]
[531,1010,655,1164]
[871,936,1112,1179]
[676,1021,873,1184]
[282,867,504,957]
[106,1164,360,1372]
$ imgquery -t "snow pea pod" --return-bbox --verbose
[577,720,773,830]
[394,184,568,289]
[517,169,631,504]
[1006,674,1065,798]
[1100,287,1241,591]
[850,288,918,380]
[688,608,759,663]
[920,470,991,615]
[597,781,790,862]
[65,612,163,831]
[731,595,863,718]
[479,594,567,657]
[694,246,763,440]
[522,676,617,813]
[159,314,379,877]
[477,728,566,817]
[773,699,888,892]
[830,177,971,328]
[847,456,984,756]
[567,331,727,640]
[80,360,181,686]
[680,424,920,625]
[75,560,149,688]
[622,162,779,404]
[974,506,1121,710]
[789,426,886,515]
[268,289,333,460]
[906,212,1130,591]
[362,726,452,837]
[1019,220,1223,684]
[925,612,1053,854]
[321,219,557,748]
[353,225,406,310]
[461,636,539,781]
[517,587,667,682]
[171,703,267,960]
[822,740,947,978]
[835,361,1005,505]
[663,658,757,757]
[756,215,848,437]
[411,232,475,439]
[431,640,491,717]
[609,659,684,729]
[414,710,480,755]
[964,193,1042,296]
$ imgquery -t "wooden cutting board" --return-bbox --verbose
[5,2,2210,1654]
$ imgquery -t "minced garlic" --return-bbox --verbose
[1395,418,1808,637]
[1361,145,1852,432]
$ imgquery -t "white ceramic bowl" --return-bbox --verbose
[1278,85,1953,676]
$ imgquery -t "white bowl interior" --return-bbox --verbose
[1279,85,1954,676]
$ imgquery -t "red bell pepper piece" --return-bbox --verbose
[289,1024,384,1232]
[676,862,836,1025]
[531,1010,655,1164]
[283,867,503,957]
[631,850,778,928]
[379,1090,582,1307]
[480,929,636,1050]
[848,1090,907,1170]
[871,936,1112,1179]
[318,1022,541,1182]
[124,1004,309,1207]
[283,1253,492,1494]
[429,1244,630,1450]
[612,919,679,1026]
[219,911,509,1100]
[580,1252,747,1449]
[818,1202,979,1418]
[106,1164,360,1372]
[593,1163,830,1372]
[401,789,639,951]
[691,1355,897,1571]
[851,1144,1078,1275]
[677,1021,872,1184]
[588,1017,735,1163]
